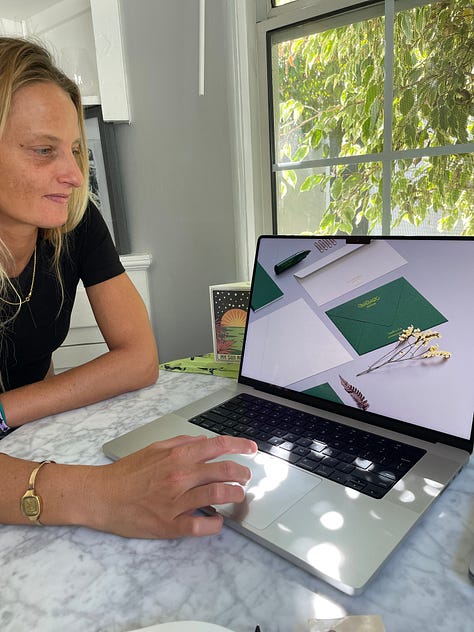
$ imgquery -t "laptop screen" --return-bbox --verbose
[240,236,474,444]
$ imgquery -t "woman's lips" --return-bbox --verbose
[44,194,70,204]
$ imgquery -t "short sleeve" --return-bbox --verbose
[74,202,125,287]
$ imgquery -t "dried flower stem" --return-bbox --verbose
[356,325,451,376]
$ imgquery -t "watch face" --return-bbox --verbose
[22,494,40,518]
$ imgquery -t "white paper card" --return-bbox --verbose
[295,240,407,305]
[242,298,353,386]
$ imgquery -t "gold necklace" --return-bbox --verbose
[0,246,37,307]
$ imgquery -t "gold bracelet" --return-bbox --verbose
[20,460,55,525]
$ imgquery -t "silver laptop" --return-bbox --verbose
[104,235,474,595]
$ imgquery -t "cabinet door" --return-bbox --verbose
[10,0,130,122]
[90,0,130,121]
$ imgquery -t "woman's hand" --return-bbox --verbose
[85,434,257,539]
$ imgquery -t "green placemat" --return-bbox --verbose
[160,353,240,379]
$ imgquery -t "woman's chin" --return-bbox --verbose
[39,208,69,228]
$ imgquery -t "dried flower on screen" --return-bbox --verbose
[357,326,451,376]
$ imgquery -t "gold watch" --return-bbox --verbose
[20,460,55,525]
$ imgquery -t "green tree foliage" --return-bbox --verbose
[276,0,473,235]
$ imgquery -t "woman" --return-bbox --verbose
[0,37,255,538]
[0,37,158,427]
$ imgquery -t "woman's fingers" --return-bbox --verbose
[172,433,257,464]
[174,512,225,538]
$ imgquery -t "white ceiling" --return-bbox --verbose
[0,1,61,21]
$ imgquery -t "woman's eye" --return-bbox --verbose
[34,147,53,156]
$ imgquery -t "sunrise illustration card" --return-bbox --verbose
[210,282,251,361]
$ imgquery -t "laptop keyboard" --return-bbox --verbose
[190,392,426,499]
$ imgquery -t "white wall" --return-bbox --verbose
[115,0,239,362]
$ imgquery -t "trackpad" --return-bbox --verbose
[212,451,321,530]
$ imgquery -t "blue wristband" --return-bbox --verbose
[0,401,10,433]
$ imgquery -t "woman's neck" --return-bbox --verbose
[0,228,38,278]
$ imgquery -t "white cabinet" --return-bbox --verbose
[52,254,152,370]
[0,0,130,122]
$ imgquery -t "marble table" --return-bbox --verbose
[1,371,473,632]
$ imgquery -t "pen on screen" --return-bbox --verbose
[274,249,311,274]
[255,626,261,632]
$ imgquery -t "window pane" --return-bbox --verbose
[273,15,385,162]
[268,0,473,236]
[276,162,383,234]
[393,0,474,150]
[391,153,474,234]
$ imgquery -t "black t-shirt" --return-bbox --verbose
[1,203,125,391]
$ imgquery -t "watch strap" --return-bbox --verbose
[21,460,55,525]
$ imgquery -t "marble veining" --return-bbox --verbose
[1,372,473,632]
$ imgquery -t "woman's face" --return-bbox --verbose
[0,81,84,234]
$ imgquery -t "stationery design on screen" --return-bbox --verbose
[250,262,284,311]
[325,277,448,355]
[295,239,407,305]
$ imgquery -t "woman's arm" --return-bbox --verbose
[1,273,158,427]
[0,434,257,538]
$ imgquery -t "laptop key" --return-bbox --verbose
[195,418,215,430]
[268,445,301,463]
[323,446,340,458]
[292,446,310,457]
[345,479,366,491]
[329,471,349,484]
[298,458,319,472]
[338,451,356,464]
[352,469,393,489]
[364,484,386,499]
[268,436,285,446]
[336,462,355,474]
[353,457,373,470]
[315,464,334,478]
[211,424,225,433]
[307,451,325,462]
[234,423,251,433]
[322,457,338,468]
[296,437,313,447]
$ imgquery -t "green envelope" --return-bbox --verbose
[303,382,344,404]
[325,277,447,355]
[250,262,284,311]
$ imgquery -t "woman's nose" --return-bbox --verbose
[58,152,84,188]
